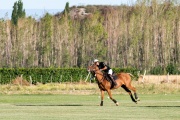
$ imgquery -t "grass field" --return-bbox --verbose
[0,94,179,120]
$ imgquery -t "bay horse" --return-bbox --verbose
[88,64,140,106]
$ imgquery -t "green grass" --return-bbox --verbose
[0,94,179,120]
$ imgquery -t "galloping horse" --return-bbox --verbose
[88,64,140,106]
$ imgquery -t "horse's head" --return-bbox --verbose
[87,63,100,77]
[88,63,99,72]
[88,63,105,84]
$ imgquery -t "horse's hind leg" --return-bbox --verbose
[121,84,137,103]
[127,84,140,101]
[107,89,119,106]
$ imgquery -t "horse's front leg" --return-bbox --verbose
[100,89,104,106]
[107,89,119,106]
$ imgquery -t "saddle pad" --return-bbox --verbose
[113,74,118,80]
[103,73,117,89]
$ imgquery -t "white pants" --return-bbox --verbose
[108,69,113,75]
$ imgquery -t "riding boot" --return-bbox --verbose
[109,75,117,86]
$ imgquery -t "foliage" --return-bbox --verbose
[11,0,26,25]
[65,2,70,13]
[149,66,165,75]
[0,68,140,84]
[11,2,18,25]
[150,64,180,75]
[17,0,25,18]
[0,1,179,73]
[0,68,88,84]
[166,63,179,74]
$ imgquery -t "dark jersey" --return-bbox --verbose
[97,62,111,73]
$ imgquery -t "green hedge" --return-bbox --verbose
[0,68,88,84]
[149,63,180,75]
[0,68,139,84]
[113,67,139,79]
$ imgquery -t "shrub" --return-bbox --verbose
[166,63,179,74]
[149,66,165,75]
[0,68,139,84]
[0,68,88,84]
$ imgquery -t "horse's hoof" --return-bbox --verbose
[116,102,119,106]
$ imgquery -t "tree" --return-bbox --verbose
[11,2,18,25]
[64,2,70,15]
[11,0,26,25]
[17,0,26,18]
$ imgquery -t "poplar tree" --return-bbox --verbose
[17,0,26,18]
[64,2,70,15]
[11,2,18,25]
[11,0,26,25]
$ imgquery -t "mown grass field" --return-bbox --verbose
[0,94,179,120]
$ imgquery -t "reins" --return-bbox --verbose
[93,69,105,83]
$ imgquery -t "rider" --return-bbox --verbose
[94,59,117,86]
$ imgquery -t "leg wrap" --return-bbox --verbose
[130,94,137,103]
[121,84,131,92]
[112,99,117,103]
[134,93,138,99]
[100,101,103,106]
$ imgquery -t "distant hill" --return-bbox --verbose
[0,9,63,20]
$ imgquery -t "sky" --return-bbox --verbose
[0,0,137,9]
[0,0,137,19]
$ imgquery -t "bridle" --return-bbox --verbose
[88,65,105,83]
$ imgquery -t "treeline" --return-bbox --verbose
[0,0,179,74]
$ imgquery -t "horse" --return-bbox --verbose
[88,64,140,106]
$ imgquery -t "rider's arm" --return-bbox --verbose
[99,62,107,71]
[100,66,107,71]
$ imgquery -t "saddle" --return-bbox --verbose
[104,73,118,89]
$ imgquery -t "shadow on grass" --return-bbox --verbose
[15,104,180,107]
[131,106,180,108]
[15,104,84,106]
